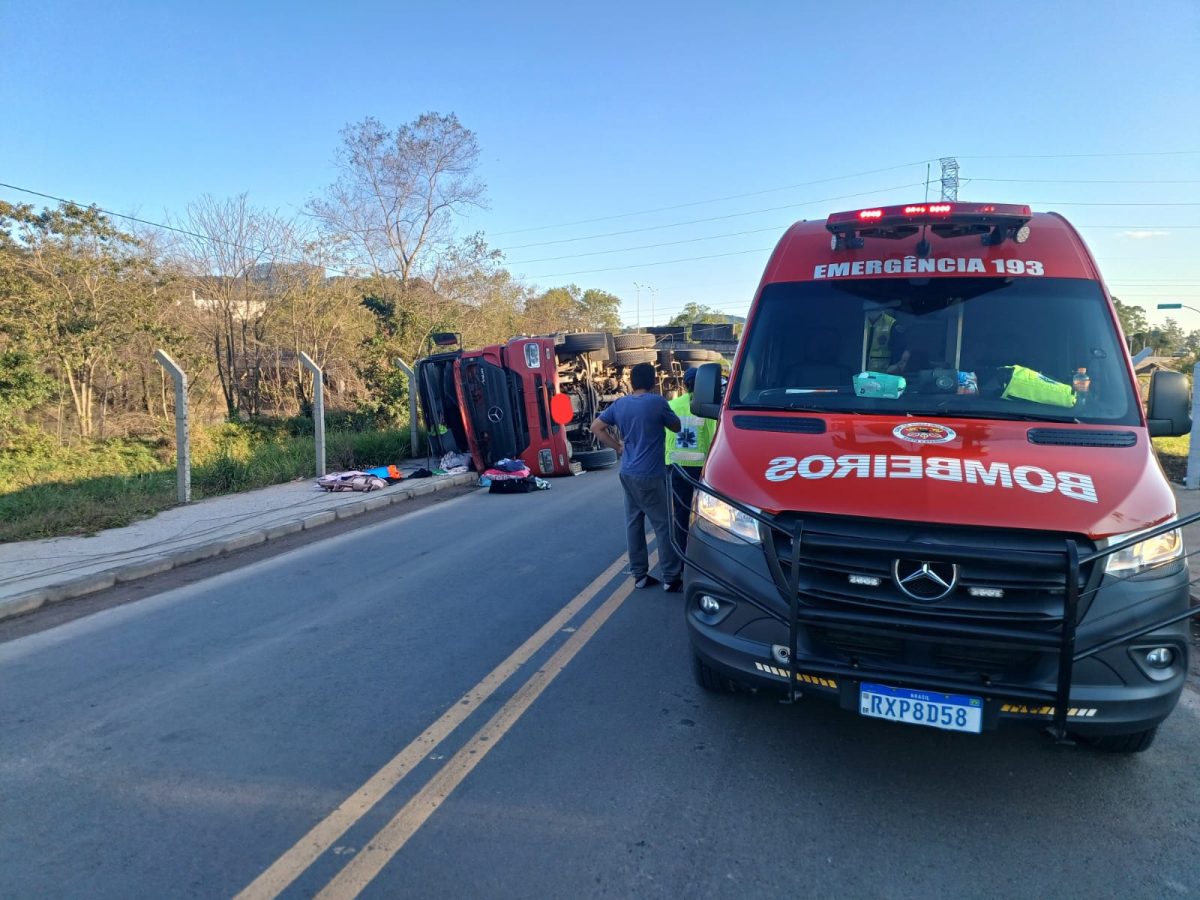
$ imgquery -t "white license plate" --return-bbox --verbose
[860,682,983,734]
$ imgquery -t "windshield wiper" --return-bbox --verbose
[929,407,1080,424]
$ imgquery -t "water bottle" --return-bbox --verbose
[1072,367,1090,393]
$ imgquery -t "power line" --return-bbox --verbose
[0,180,353,277]
[498,182,927,251]
[492,150,1200,236]
[509,207,1200,267]
[959,150,1200,160]
[972,177,1200,185]
[527,246,776,280]
[490,159,938,236]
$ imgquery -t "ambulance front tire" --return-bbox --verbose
[1080,725,1159,754]
[691,652,742,694]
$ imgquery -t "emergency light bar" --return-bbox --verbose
[826,201,1033,250]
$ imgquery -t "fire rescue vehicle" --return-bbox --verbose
[680,201,1197,752]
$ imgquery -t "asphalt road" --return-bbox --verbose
[2,469,1198,899]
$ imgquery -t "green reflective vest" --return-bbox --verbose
[1002,365,1077,408]
[666,392,716,466]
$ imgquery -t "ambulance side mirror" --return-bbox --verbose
[1147,369,1191,437]
[691,363,723,419]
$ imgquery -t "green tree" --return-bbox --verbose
[0,201,160,438]
[523,284,622,334]
[668,302,729,327]
[1112,296,1149,350]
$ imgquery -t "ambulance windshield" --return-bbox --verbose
[732,277,1140,426]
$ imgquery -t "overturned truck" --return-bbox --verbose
[415,331,723,476]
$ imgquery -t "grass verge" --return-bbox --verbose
[0,421,412,542]
[1152,435,1188,484]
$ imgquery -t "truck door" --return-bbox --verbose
[457,356,528,468]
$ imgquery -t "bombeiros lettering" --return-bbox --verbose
[813,258,1045,279]
[764,454,1098,503]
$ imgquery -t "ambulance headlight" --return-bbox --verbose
[695,491,761,544]
[1104,527,1184,576]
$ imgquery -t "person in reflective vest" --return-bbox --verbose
[666,367,717,553]
[866,309,910,373]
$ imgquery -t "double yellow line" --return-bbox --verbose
[237,550,649,899]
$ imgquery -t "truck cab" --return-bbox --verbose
[683,201,1193,752]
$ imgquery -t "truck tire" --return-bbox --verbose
[614,332,656,350]
[574,447,618,470]
[674,349,709,363]
[1083,726,1159,753]
[612,349,658,366]
[562,332,609,353]
[691,652,741,694]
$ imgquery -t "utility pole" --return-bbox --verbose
[633,282,644,329]
[647,286,658,328]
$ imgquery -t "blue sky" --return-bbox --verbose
[2,0,1198,328]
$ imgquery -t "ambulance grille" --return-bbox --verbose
[767,514,1098,622]
[1026,428,1137,447]
[809,626,1045,679]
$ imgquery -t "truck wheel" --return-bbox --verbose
[691,652,741,694]
[674,349,708,362]
[614,333,655,350]
[562,332,609,353]
[574,448,617,470]
[612,349,658,366]
[1083,726,1159,754]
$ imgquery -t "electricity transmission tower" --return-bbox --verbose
[939,157,960,201]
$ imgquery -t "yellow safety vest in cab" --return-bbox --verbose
[866,312,897,371]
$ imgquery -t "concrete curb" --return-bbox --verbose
[0,473,479,624]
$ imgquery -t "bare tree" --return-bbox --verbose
[308,113,487,287]
[170,195,290,418]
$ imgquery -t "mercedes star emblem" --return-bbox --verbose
[892,559,958,601]
[487,406,504,423]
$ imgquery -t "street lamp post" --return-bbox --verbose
[633,282,643,329]
[1156,303,1200,489]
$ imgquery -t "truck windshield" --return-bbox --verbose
[732,277,1140,425]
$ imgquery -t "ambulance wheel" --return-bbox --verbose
[691,652,741,694]
[574,448,617,470]
[1082,726,1158,754]
[562,332,608,353]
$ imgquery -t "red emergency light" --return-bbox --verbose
[826,201,1033,249]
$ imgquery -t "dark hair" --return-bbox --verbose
[630,362,656,391]
[683,367,698,389]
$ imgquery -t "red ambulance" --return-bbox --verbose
[683,202,1195,752]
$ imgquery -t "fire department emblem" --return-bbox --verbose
[893,422,956,445]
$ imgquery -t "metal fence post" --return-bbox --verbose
[394,357,419,459]
[153,350,191,504]
[1186,361,1200,490]
[299,352,325,477]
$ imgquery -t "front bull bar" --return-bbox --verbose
[668,465,1200,741]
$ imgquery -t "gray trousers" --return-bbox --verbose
[620,473,682,582]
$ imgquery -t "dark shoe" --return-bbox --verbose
[634,575,661,589]
[663,578,683,593]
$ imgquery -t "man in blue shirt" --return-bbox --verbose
[591,362,683,592]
